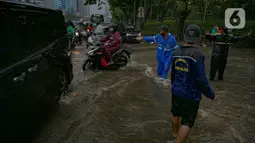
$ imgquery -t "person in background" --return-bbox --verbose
[66,20,75,36]
[136,25,178,80]
[75,22,84,45]
[211,25,219,35]
[128,20,132,26]
[87,23,95,37]
[92,23,97,28]
[217,26,223,34]
[205,27,252,81]
[168,24,215,143]
[88,23,94,32]
[100,23,122,65]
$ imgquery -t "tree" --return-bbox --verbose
[168,0,193,40]
[109,0,154,28]
[111,7,124,22]
[164,0,223,40]
[84,0,98,5]
[107,0,255,40]
[109,0,137,24]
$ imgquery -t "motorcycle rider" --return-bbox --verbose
[205,27,252,80]
[75,22,84,45]
[66,20,76,47]
[136,25,178,80]
[66,20,75,36]
[88,23,94,32]
[87,23,95,37]
[100,23,122,65]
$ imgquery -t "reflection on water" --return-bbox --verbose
[35,45,255,143]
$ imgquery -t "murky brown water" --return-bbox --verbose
[35,44,255,143]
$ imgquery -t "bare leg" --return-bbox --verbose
[176,125,191,143]
[171,115,180,137]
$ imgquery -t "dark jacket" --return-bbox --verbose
[206,33,246,57]
[88,26,94,31]
[171,46,215,101]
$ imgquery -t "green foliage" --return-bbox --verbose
[145,20,255,37]
[111,7,124,21]
[108,0,135,12]
[84,0,97,5]
[144,20,255,47]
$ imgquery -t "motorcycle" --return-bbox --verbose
[87,29,95,37]
[72,27,83,46]
[87,33,100,50]
[87,36,94,50]
[80,29,88,40]
[82,42,131,71]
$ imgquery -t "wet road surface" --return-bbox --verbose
[35,43,255,143]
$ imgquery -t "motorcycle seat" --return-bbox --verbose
[112,47,125,57]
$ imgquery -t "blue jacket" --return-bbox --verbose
[143,33,178,62]
[171,46,215,101]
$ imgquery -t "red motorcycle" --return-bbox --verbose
[82,42,131,71]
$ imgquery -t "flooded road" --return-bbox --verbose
[35,43,255,143]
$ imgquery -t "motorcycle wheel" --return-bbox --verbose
[82,59,95,71]
[123,51,131,60]
[59,70,69,97]
[114,55,128,66]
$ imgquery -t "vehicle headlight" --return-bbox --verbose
[87,37,93,43]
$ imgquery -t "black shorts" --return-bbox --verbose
[171,95,200,128]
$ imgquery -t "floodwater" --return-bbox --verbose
[35,44,255,143]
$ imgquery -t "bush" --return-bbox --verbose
[145,20,255,47]
[145,20,255,37]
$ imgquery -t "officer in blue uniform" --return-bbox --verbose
[137,25,178,79]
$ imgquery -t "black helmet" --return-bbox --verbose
[109,23,118,32]
[160,25,168,32]
[223,27,232,34]
[103,27,109,33]
[67,20,72,25]
[67,20,74,28]
[223,27,228,34]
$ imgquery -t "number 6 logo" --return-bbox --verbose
[225,8,246,29]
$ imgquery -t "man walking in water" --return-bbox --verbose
[169,24,215,143]
[136,25,178,80]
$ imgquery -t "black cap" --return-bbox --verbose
[184,24,201,43]
[223,27,232,34]
[109,23,118,29]
[159,25,168,32]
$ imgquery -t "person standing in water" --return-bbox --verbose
[205,27,252,80]
[136,25,178,80]
[168,24,215,143]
